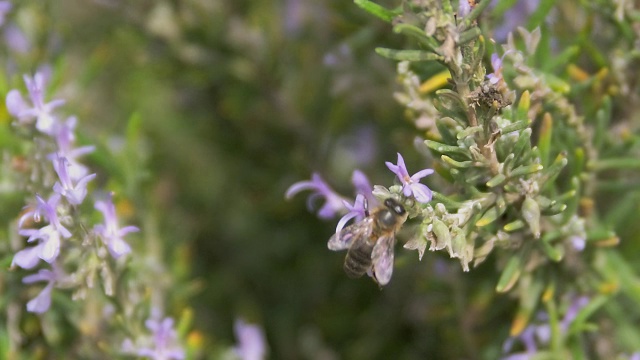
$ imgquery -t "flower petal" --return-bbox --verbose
[410,168,434,181]
[335,212,357,235]
[385,161,399,175]
[119,226,140,236]
[395,153,409,178]
[12,245,42,269]
[26,283,54,313]
[40,232,60,263]
[6,89,28,117]
[284,180,316,199]
[107,237,132,258]
[234,319,267,360]
[317,202,338,219]
[351,170,372,197]
[410,183,433,203]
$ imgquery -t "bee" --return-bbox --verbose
[327,197,408,286]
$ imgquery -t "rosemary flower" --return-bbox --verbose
[94,195,139,259]
[285,173,348,219]
[385,153,434,203]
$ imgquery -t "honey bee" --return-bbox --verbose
[327,197,408,286]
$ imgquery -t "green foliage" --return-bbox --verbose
[1,0,640,359]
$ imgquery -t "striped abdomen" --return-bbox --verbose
[343,239,375,278]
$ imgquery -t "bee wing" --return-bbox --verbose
[371,234,397,286]
[327,218,374,251]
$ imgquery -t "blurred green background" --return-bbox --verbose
[63,1,479,358]
[60,1,455,358]
[7,0,640,359]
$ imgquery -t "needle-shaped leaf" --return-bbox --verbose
[538,112,553,168]
[497,256,522,293]
[425,140,472,159]
[354,0,399,22]
[539,232,563,262]
[522,196,541,238]
[375,48,443,62]
[442,155,475,168]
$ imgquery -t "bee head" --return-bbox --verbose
[384,198,406,216]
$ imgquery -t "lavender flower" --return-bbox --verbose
[569,235,586,252]
[458,0,471,18]
[122,316,184,360]
[5,72,65,135]
[94,195,139,259]
[502,296,590,359]
[22,268,58,313]
[335,194,367,235]
[0,1,11,27]
[560,296,589,333]
[12,226,61,268]
[13,193,73,268]
[502,324,541,358]
[3,24,30,54]
[50,116,96,180]
[487,53,505,85]
[234,318,267,360]
[385,153,434,203]
[285,173,348,219]
[52,155,96,205]
[351,169,375,204]
[11,244,42,269]
[18,194,72,238]
[492,0,541,42]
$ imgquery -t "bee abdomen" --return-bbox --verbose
[344,243,373,279]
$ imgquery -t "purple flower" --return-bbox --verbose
[13,193,72,268]
[285,173,348,219]
[0,1,11,27]
[12,226,62,268]
[18,194,72,238]
[351,169,375,203]
[502,297,591,359]
[385,153,434,203]
[50,116,96,180]
[11,245,42,269]
[4,24,30,54]
[569,235,585,252]
[560,296,589,333]
[487,53,505,85]
[6,72,65,135]
[492,0,541,42]
[22,268,58,313]
[122,316,184,360]
[458,0,471,18]
[501,321,548,359]
[52,155,96,205]
[94,195,139,259]
[234,318,267,360]
[335,194,367,234]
